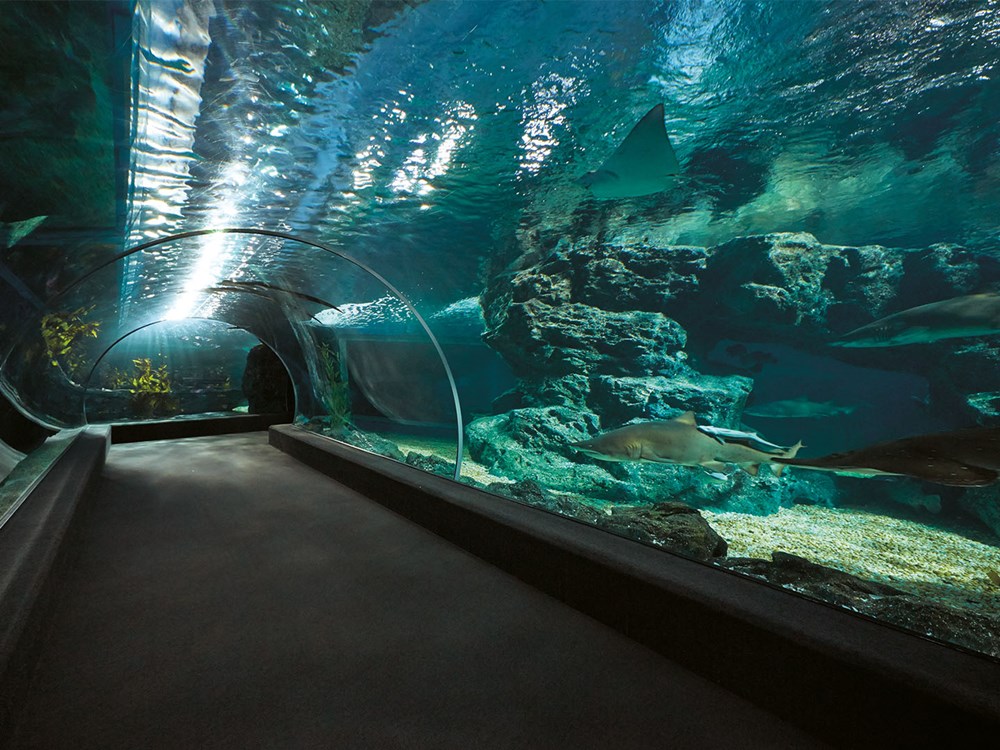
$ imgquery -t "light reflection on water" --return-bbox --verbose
[122,0,1000,319]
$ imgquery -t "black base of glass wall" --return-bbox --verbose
[269,424,1000,746]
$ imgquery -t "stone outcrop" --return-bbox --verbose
[486,479,727,561]
[719,552,1000,658]
[472,230,1000,533]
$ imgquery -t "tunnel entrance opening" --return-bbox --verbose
[81,318,278,425]
[242,343,294,419]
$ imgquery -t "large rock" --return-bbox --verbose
[719,552,1000,658]
[676,233,993,345]
[483,237,709,315]
[599,502,728,560]
[958,489,1000,541]
[492,370,753,428]
[485,479,727,561]
[719,551,905,607]
[588,373,752,428]
[691,233,885,338]
[483,300,686,379]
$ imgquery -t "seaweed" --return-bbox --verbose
[317,342,350,431]
[40,306,100,374]
[105,357,179,418]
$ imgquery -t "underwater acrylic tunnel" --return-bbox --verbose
[2,0,1000,745]
[0,228,465,477]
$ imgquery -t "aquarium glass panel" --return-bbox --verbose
[1,0,999,660]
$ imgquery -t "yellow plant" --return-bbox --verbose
[104,357,179,418]
[40,306,100,373]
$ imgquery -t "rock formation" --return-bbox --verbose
[471,229,1000,538]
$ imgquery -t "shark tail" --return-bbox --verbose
[772,441,804,478]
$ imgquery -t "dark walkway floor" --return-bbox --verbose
[10,433,823,749]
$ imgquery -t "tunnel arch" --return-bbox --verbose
[79,317,296,425]
[0,228,464,479]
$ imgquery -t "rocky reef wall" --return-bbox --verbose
[469,230,1000,535]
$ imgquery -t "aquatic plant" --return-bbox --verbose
[105,357,179,418]
[317,342,350,431]
[40,306,100,374]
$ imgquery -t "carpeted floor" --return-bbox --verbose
[9,433,823,749]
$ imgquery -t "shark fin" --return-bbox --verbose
[675,410,698,426]
[701,461,729,480]
[785,441,804,458]
[743,463,760,476]
[772,441,803,477]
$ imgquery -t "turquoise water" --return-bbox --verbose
[1,0,999,659]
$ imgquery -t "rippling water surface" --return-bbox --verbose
[120,0,1000,320]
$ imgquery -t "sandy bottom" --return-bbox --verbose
[383,431,1000,618]
[387,433,514,487]
[702,506,1000,612]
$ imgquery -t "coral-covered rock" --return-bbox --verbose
[465,406,658,503]
[482,238,708,317]
[491,374,592,412]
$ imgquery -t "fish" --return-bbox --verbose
[579,103,681,199]
[211,280,340,311]
[571,411,802,477]
[744,397,856,419]
[773,425,1000,487]
[831,293,1000,347]
[1,215,46,249]
[696,424,790,453]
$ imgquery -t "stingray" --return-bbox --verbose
[773,425,1000,487]
[831,293,1000,347]
[579,103,680,199]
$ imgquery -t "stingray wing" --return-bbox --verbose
[912,461,999,487]
[585,104,680,199]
